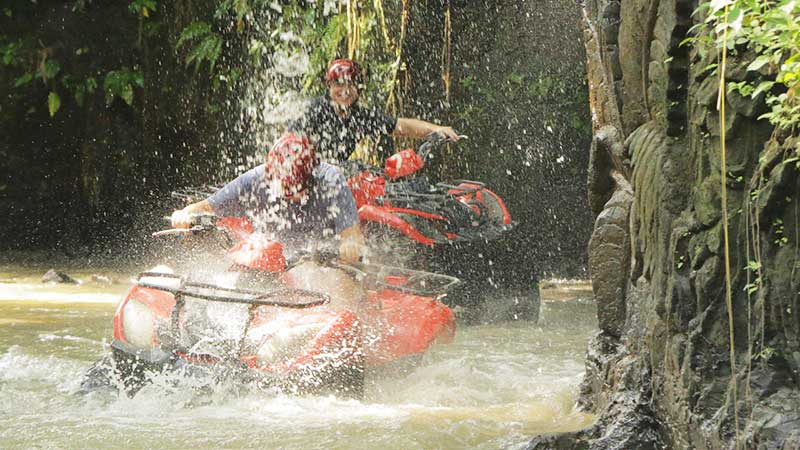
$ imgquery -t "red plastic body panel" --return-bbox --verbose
[113,285,175,345]
[114,285,363,374]
[347,171,386,208]
[242,308,363,374]
[448,183,512,225]
[217,217,255,239]
[367,289,455,365]
[228,234,286,272]
[113,274,456,373]
[384,149,424,179]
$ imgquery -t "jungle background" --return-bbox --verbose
[0,0,593,279]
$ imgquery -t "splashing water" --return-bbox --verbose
[0,265,596,450]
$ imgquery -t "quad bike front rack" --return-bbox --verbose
[136,272,330,309]
[131,272,332,360]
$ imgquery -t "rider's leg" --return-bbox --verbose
[283,261,365,313]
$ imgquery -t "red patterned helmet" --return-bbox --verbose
[324,59,362,84]
[265,133,318,198]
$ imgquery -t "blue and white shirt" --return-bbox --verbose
[208,162,359,251]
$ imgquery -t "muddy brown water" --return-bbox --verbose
[0,264,596,449]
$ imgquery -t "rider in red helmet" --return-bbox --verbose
[289,58,461,162]
[171,132,364,263]
[265,133,318,198]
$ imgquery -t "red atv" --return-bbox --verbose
[81,214,459,398]
[346,132,514,255]
[345,133,539,323]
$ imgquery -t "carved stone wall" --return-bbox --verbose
[528,1,800,448]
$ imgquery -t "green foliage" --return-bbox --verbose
[40,59,61,81]
[2,32,141,114]
[103,68,143,105]
[699,0,800,130]
[128,0,157,18]
[772,218,788,246]
[176,21,223,73]
[47,91,61,117]
[14,72,32,87]
[459,75,477,92]
[3,0,403,117]
[527,76,563,99]
[755,345,776,361]
[296,11,350,91]
[63,76,98,107]
[743,259,763,296]
[2,39,29,66]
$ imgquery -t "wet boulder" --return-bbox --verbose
[42,269,80,284]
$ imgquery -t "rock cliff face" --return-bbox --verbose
[529,0,799,449]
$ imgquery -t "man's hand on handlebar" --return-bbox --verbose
[170,209,194,229]
[170,199,214,229]
[338,223,365,264]
[338,239,364,264]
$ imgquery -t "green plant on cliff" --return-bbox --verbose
[692,3,800,446]
[696,0,800,133]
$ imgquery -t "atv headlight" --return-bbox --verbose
[122,298,155,348]
[256,322,325,366]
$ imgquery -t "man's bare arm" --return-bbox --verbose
[393,118,461,142]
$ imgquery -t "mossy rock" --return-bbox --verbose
[694,175,722,227]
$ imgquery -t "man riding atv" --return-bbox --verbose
[289,58,461,163]
[171,132,365,310]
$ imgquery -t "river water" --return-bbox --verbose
[0,264,596,449]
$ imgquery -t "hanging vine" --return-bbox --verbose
[716,4,741,446]
[386,0,409,114]
[441,0,452,105]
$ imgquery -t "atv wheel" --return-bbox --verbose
[79,354,117,394]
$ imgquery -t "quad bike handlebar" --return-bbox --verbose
[150,212,460,297]
[153,213,235,248]
[154,213,346,270]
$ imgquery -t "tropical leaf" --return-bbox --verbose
[747,55,770,71]
[14,72,32,87]
[48,91,61,117]
[177,22,213,49]
[41,59,61,80]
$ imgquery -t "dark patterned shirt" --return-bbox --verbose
[289,95,397,162]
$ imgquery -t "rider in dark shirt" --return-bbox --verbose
[289,59,461,163]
